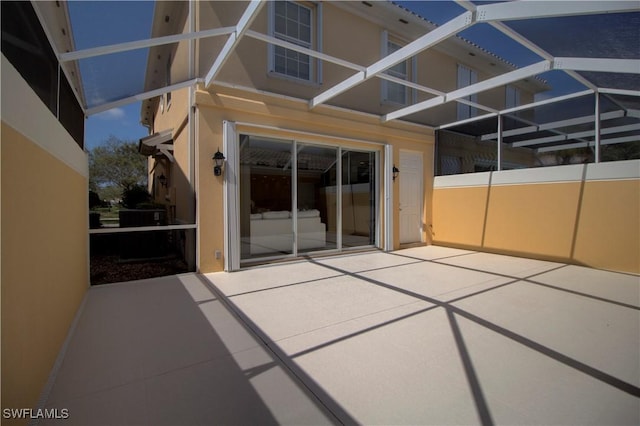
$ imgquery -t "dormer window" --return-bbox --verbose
[269,1,318,82]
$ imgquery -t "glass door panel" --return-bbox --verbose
[296,144,338,253]
[239,135,293,259]
[342,150,376,248]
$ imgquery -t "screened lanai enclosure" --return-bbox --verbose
[10,0,638,280]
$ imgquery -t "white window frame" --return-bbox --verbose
[381,31,415,106]
[506,84,521,109]
[268,1,320,83]
[457,64,478,120]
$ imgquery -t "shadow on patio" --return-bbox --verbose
[41,246,639,425]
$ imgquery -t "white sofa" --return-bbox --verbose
[249,210,326,255]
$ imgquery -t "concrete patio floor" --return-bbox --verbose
[41,246,639,425]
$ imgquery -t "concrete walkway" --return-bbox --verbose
[42,246,639,425]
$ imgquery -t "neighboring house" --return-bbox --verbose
[139,0,547,272]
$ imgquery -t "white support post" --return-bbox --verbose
[384,144,394,252]
[594,92,601,163]
[496,114,502,171]
[223,121,240,271]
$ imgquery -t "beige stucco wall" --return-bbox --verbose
[432,162,640,274]
[191,1,540,127]
[1,56,88,418]
[195,85,433,272]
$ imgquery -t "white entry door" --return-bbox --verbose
[399,150,423,244]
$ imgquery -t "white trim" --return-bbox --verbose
[60,27,235,62]
[491,164,586,186]
[234,121,387,147]
[434,172,492,189]
[1,54,88,178]
[435,160,640,188]
[223,121,240,271]
[205,0,265,87]
[88,224,197,235]
[585,159,640,181]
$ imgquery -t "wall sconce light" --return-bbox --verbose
[157,173,167,187]
[213,148,226,176]
[392,165,400,181]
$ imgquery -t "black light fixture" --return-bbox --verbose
[392,165,400,181]
[213,148,226,176]
[157,173,167,187]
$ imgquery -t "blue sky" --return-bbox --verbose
[68,1,154,150]
[72,0,584,151]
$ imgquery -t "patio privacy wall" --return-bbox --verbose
[1,56,88,416]
[432,161,640,274]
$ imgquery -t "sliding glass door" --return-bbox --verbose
[239,134,377,263]
[342,150,376,248]
[296,144,338,254]
[239,135,293,259]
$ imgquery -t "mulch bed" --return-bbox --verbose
[90,255,189,286]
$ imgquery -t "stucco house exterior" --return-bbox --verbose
[139,1,549,272]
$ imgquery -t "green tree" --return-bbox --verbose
[89,136,147,201]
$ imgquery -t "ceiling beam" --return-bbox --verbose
[481,110,627,141]
[476,1,639,22]
[537,135,639,153]
[204,0,265,87]
[310,11,475,109]
[554,58,640,74]
[59,27,235,62]
[513,123,640,147]
[85,78,200,116]
[384,60,551,122]
[244,30,365,72]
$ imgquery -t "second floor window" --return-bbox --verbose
[271,1,313,81]
[506,85,521,109]
[457,64,478,120]
[383,40,408,105]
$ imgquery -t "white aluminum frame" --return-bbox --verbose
[204,0,265,87]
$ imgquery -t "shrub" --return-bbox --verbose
[89,190,102,209]
[121,185,151,209]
